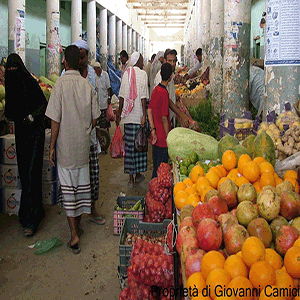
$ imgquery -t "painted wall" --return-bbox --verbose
[251,0,265,59]
[0,0,8,58]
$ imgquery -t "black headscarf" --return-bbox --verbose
[5,53,47,121]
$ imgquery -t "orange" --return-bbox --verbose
[275,176,283,186]
[187,193,200,207]
[284,170,298,180]
[294,238,300,248]
[190,166,205,183]
[201,250,226,280]
[236,251,242,258]
[228,168,239,176]
[186,272,206,299]
[259,285,286,300]
[174,190,189,210]
[206,268,232,299]
[260,161,275,174]
[284,177,300,193]
[218,177,229,190]
[196,177,212,195]
[249,260,276,289]
[222,150,237,171]
[227,172,238,183]
[227,276,254,300]
[253,181,262,194]
[174,181,187,195]
[224,254,248,279]
[210,166,223,178]
[192,294,212,300]
[265,248,283,270]
[253,157,266,165]
[183,177,194,187]
[284,246,300,278]
[217,165,228,177]
[241,236,266,267]
[201,186,215,202]
[205,170,220,189]
[238,154,252,175]
[235,176,250,187]
[260,172,276,188]
[275,268,294,300]
[243,161,261,183]
[185,185,197,195]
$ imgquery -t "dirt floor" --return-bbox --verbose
[0,125,153,300]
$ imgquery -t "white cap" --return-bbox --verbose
[130,52,141,66]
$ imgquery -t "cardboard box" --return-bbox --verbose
[0,164,22,189]
[44,129,51,160]
[0,134,17,165]
[42,159,58,181]
[182,89,206,107]
[1,187,21,215]
[42,180,59,205]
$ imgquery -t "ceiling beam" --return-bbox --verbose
[133,5,188,10]
[148,25,184,28]
[141,17,186,21]
[145,22,185,25]
[138,13,186,16]
[128,0,188,3]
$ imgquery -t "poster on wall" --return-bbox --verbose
[15,9,25,62]
[265,0,300,66]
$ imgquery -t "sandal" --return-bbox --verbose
[90,215,106,225]
[67,241,81,254]
[23,228,34,237]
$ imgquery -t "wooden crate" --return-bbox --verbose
[181,89,206,108]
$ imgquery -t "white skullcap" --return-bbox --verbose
[156,51,164,59]
[130,52,141,66]
[72,40,90,52]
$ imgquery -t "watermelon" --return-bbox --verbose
[253,131,276,166]
[218,135,239,159]
[241,134,255,157]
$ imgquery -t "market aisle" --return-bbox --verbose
[0,124,153,300]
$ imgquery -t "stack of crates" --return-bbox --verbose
[42,129,59,205]
[0,134,22,215]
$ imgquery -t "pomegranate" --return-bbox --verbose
[230,208,237,218]
[176,226,198,255]
[218,248,228,260]
[192,203,215,229]
[185,248,206,279]
[280,191,300,221]
[262,185,277,193]
[218,213,238,237]
[179,216,194,231]
[257,189,280,222]
[270,216,289,241]
[247,218,273,248]
[224,224,249,255]
[236,201,258,227]
[208,196,228,217]
[291,217,300,233]
[218,179,238,209]
[237,183,257,203]
[180,204,194,222]
[275,225,299,256]
[204,189,219,203]
[276,181,295,197]
[196,219,222,251]
[181,242,200,265]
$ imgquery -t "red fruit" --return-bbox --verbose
[218,213,238,237]
[192,203,215,229]
[224,224,249,255]
[167,222,173,252]
[185,248,206,279]
[179,216,194,230]
[208,196,228,217]
[280,191,300,221]
[196,219,222,251]
[230,208,237,218]
[218,248,228,259]
[218,179,238,209]
[275,225,299,256]
[176,225,198,255]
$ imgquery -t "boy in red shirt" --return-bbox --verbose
[148,63,173,178]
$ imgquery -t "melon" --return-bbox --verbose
[218,135,239,160]
[241,134,256,157]
[229,145,251,160]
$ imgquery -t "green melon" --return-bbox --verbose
[229,145,251,160]
[241,134,255,157]
[218,135,239,160]
[253,131,276,166]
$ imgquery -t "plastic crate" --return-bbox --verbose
[113,196,145,235]
[118,218,171,271]
[220,111,261,141]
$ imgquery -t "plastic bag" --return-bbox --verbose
[106,104,115,122]
[134,126,148,153]
[110,125,125,158]
[32,236,62,255]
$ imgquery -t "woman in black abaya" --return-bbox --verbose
[5,53,47,236]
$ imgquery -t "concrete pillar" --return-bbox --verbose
[99,8,107,70]
[201,0,211,68]
[117,19,122,60]
[8,0,26,62]
[122,24,127,51]
[264,1,300,115]
[109,14,116,65]
[46,0,60,78]
[210,0,224,113]
[71,0,82,42]
[87,0,96,63]
[127,27,132,54]
[223,0,251,117]
[132,30,136,52]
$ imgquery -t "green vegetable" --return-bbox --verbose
[130,200,142,211]
[202,163,209,174]
[179,174,187,181]
[39,76,55,87]
[208,161,215,168]
[124,214,134,218]
[180,165,188,176]
[167,127,219,163]
[190,152,198,164]
[188,164,195,174]
[182,157,191,167]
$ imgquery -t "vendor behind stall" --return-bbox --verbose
[250,65,264,116]
[185,48,202,80]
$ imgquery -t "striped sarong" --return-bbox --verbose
[124,123,147,175]
[89,144,99,203]
[58,164,91,217]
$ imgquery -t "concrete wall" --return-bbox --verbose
[251,0,265,59]
[0,0,8,58]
